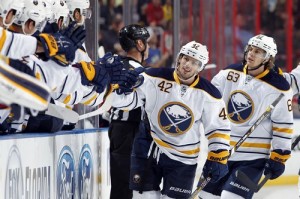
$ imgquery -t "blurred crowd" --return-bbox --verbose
[98,0,173,68]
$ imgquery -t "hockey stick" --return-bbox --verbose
[235,132,300,192]
[188,93,284,199]
[235,171,271,192]
[44,96,112,123]
[45,103,79,123]
[292,134,300,150]
[205,63,217,70]
[78,92,112,120]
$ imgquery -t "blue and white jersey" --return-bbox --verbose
[212,63,293,161]
[0,27,37,59]
[112,68,231,165]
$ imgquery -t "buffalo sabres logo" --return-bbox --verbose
[158,102,194,135]
[227,91,253,123]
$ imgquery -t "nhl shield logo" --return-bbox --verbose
[158,102,194,135]
[227,91,253,123]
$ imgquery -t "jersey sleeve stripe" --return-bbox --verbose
[207,133,230,140]
[83,93,98,105]
[230,141,271,149]
[0,29,7,52]
[5,32,14,56]
[272,127,293,134]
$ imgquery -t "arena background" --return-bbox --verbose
[2,0,300,198]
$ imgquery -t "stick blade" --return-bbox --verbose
[235,170,258,192]
[45,104,79,123]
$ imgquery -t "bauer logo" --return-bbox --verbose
[56,146,75,199]
[78,144,93,199]
[5,145,24,199]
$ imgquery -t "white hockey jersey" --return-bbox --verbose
[282,64,300,95]
[0,27,37,59]
[212,63,293,161]
[112,68,231,165]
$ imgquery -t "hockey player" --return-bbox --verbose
[108,24,150,199]
[198,34,293,199]
[0,0,79,63]
[111,41,231,199]
[0,55,50,112]
[65,0,91,25]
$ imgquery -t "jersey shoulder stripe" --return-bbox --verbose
[224,63,244,72]
[195,77,222,99]
[261,70,290,91]
[145,68,175,81]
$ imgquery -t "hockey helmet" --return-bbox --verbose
[247,34,277,60]
[119,24,150,52]
[0,0,25,27]
[177,41,209,72]
[51,0,69,28]
[15,0,47,35]
[65,0,91,25]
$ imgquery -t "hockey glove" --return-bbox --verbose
[75,61,110,94]
[38,32,77,66]
[60,22,86,49]
[96,52,125,83]
[115,67,145,95]
[264,149,291,180]
[202,150,229,183]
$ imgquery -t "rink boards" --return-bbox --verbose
[0,121,300,199]
[0,129,108,199]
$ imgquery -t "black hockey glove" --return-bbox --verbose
[264,149,291,179]
[201,150,229,183]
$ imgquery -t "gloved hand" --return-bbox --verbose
[264,149,291,179]
[115,67,145,95]
[202,150,229,183]
[60,22,86,49]
[96,53,144,94]
[39,32,77,65]
[75,61,110,94]
[96,52,125,83]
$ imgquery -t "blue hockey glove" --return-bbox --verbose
[60,22,86,49]
[115,67,145,95]
[264,149,291,180]
[96,52,125,83]
[202,150,229,183]
[96,53,144,93]
[39,32,77,66]
[75,61,110,94]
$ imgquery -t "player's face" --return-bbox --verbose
[1,9,16,27]
[177,55,200,80]
[246,46,267,68]
[73,9,82,23]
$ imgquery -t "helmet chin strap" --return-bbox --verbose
[247,62,265,71]
[136,40,146,63]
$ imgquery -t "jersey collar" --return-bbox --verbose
[173,71,200,87]
[243,65,270,79]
